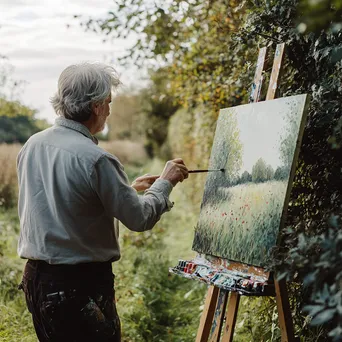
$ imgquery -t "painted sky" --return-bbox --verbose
[0,0,143,123]
[219,97,303,176]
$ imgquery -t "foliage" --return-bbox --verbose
[200,110,243,206]
[138,69,180,158]
[83,0,253,114]
[252,158,268,183]
[107,92,145,141]
[277,216,342,341]
[108,70,179,158]
[167,105,215,204]
[0,58,49,144]
[251,159,276,183]
[298,0,342,32]
[0,98,35,119]
[0,144,21,208]
[239,170,252,184]
[0,114,43,144]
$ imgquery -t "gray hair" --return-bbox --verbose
[50,62,121,122]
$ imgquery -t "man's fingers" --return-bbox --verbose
[178,165,189,178]
[172,158,185,165]
[146,175,159,183]
[137,175,159,181]
[175,163,188,171]
[159,158,189,186]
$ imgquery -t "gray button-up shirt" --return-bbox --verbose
[17,117,173,264]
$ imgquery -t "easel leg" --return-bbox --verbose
[221,292,240,342]
[196,286,220,342]
[275,279,296,342]
[209,289,229,342]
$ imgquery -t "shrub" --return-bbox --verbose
[0,144,20,208]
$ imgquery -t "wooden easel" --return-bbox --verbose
[195,43,298,342]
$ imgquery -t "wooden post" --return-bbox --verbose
[208,289,229,342]
[266,43,286,101]
[250,46,268,103]
[274,279,296,342]
[221,292,241,342]
[196,286,220,342]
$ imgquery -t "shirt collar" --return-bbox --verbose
[55,117,99,145]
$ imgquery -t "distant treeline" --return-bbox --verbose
[237,158,288,185]
[0,114,45,144]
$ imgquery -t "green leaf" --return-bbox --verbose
[310,308,336,326]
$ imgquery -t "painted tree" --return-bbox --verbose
[274,166,287,181]
[201,111,243,206]
[240,170,252,184]
[265,164,275,180]
[252,158,267,183]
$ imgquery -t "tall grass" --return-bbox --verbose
[193,180,287,266]
[100,140,149,166]
[0,144,21,208]
[0,141,148,208]
[0,208,37,341]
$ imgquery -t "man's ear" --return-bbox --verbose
[92,102,100,116]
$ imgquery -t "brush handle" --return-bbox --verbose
[188,169,222,173]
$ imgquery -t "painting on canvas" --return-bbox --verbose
[192,94,309,267]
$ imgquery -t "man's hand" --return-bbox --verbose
[160,158,189,186]
[131,174,160,192]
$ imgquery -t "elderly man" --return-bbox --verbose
[17,62,188,342]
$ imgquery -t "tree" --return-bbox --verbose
[81,0,253,114]
[0,59,49,143]
[265,164,274,181]
[138,69,179,158]
[240,170,252,184]
[201,111,243,206]
[274,166,287,181]
[252,158,267,183]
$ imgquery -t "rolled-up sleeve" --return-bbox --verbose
[90,154,174,232]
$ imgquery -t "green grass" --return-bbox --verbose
[0,208,37,342]
[193,180,287,266]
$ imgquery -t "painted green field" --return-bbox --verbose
[192,180,288,266]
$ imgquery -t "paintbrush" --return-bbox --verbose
[188,168,225,173]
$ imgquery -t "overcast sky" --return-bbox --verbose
[0,0,143,123]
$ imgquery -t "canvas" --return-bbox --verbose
[192,94,309,267]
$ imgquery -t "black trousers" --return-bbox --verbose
[19,259,121,342]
